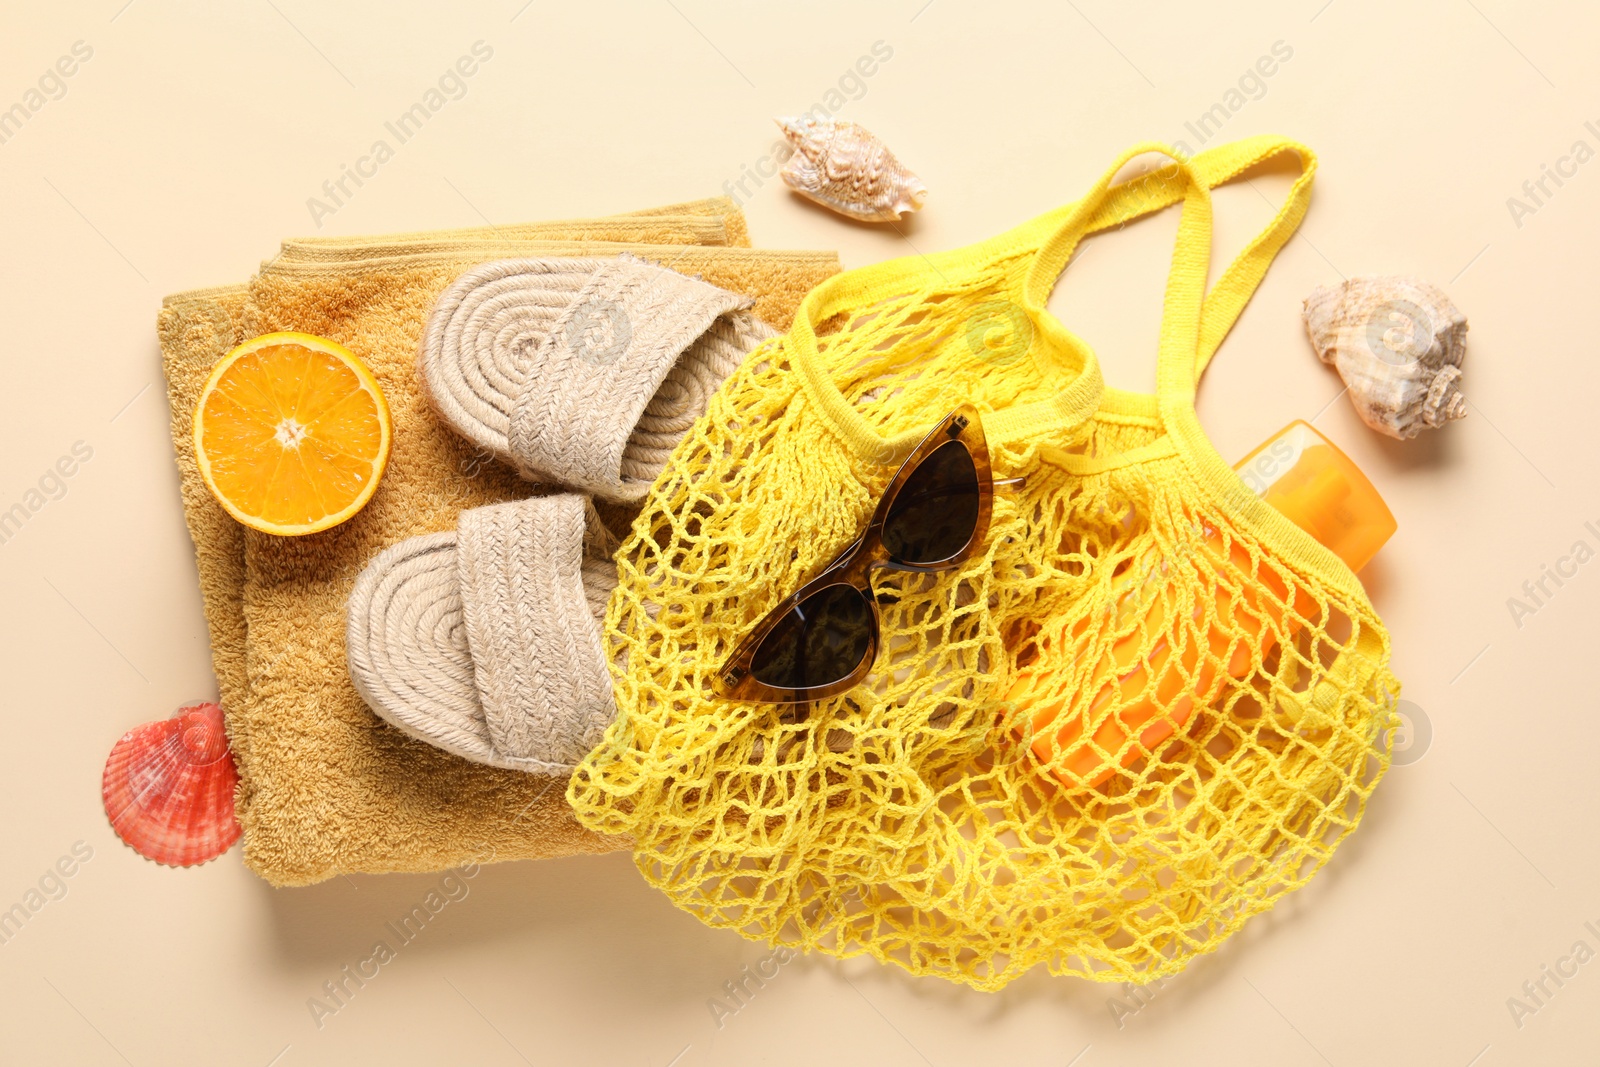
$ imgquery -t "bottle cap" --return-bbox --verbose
[1232,421,1397,573]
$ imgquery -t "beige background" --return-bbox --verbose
[1,0,1595,1063]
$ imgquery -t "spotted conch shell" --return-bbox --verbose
[776,116,927,223]
[102,701,241,867]
[1303,276,1468,440]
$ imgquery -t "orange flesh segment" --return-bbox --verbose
[196,335,389,535]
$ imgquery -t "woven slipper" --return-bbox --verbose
[345,494,619,773]
[420,254,774,502]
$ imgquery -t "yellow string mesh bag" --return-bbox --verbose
[569,137,1399,990]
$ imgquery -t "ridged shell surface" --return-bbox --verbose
[102,702,241,867]
[1303,275,1468,439]
[776,116,928,223]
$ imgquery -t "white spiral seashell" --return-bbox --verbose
[1302,275,1469,439]
[775,116,928,223]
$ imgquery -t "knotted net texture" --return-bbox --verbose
[569,147,1398,990]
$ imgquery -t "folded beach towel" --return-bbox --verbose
[158,199,840,885]
[158,205,736,804]
[274,213,733,262]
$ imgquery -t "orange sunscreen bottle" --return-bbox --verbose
[1007,421,1396,792]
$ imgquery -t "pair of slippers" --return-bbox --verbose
[346,255,773,773]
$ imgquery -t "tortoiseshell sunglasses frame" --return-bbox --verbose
[714,405,998,704]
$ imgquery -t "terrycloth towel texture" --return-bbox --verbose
[420,254,777,500]
[157,198,840,885]
[275,215,734,263]
[346,495,621,773]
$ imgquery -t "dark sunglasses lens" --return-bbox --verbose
[748,583,875,691]
[881,439,980,565]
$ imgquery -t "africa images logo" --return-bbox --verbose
[566,295,632,366]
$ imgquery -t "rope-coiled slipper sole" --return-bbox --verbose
[346,495,618,773]
[419,254,775,501]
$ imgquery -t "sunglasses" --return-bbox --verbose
[715,405,1008,704]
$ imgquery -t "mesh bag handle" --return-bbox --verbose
[785,136,1317,462]
[1022,138,1316,415]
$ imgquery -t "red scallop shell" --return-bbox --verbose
[102,701,241,867]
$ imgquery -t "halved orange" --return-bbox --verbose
[194,332,392,536]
